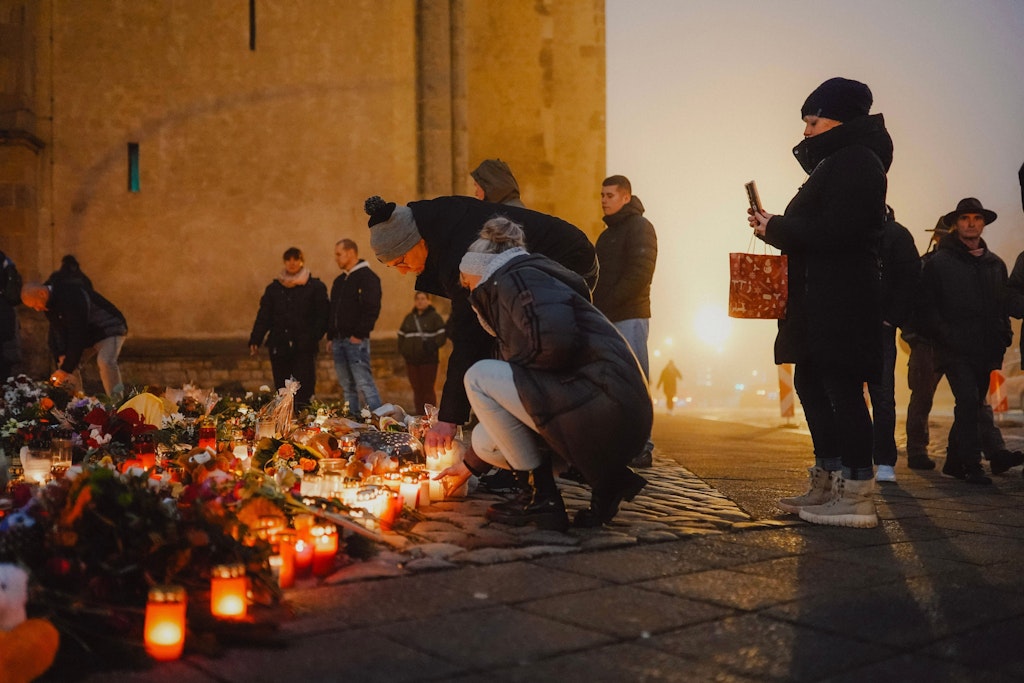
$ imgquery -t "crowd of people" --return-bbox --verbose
[3,78,1024,531]
[749,76,1024,528]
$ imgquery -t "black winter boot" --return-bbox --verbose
[989,449,1024,475]
[486,470,532,515]
[485,461,569,531]
[573,468,648,528]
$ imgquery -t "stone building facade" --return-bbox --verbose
[0,1,605,407]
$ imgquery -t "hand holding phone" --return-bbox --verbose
[745,181,763,214]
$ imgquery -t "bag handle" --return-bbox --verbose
[745,232,779,255]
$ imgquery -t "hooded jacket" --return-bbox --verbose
[406,195,598,424]
[328,260,381,340]
[922,233,1011,372]
[592,195,657,322]
[763,113,893,379]
[470,159,525,207]
[469,252,652,492]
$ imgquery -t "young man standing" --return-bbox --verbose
[328,239,383,413]
[593,175,658,467]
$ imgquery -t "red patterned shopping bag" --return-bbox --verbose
[728,252,788,319]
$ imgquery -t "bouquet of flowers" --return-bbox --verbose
[0,375,64,455]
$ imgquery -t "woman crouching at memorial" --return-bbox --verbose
[447,216,652,531]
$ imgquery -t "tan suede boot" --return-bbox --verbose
[798,476,878,528]
[778,467,834,514]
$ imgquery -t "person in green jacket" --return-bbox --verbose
[397,292,447,415]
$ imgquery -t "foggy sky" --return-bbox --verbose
[607,0,1024,399]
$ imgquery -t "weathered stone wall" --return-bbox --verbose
[1,0,605,395]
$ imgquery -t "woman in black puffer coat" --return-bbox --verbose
[748,77,892,528]
[451,217,652,531]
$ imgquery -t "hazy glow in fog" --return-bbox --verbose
[694,304,732,351]
[608,0,1024,402]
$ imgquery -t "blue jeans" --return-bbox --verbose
[614,318,650,379]
[332,338,382,412]
[614,318,653,454]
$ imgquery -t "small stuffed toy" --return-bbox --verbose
[0,563,60,683]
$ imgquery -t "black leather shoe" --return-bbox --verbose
[989,450,1024,475]
[962,467,992,485]
[941,459,965,480]
[573,470,648,528]
[486,498,569,531]
[558,466,589,485]
[486,463,569,531]
[629,448,653,469]
[907,455,936,470]
[477,468,522,494]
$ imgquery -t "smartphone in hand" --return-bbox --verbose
[745,181,763,214]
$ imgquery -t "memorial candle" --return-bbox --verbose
[210,563,247,619]
[399,478,422,508]
[311,524,338,577]
[144,585,187,661]
[293,538,313,578]
[274,531,296,588]
[197,419,218,452]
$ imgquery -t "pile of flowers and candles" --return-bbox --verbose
[0,375,465,679]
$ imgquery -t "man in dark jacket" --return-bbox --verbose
[593,174,657,467]
[868,206,920,483]
[749,77,890,527]
[249,247,329,409]
[470,158,526,208]
[902,219,948,470]
[919,198,1010,485]
[364,194,598,454]
[905,219,1020,473]
[328,239,383,413]
[22,279,127,395]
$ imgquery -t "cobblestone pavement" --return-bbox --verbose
[320,457,789,585]
[75,411,1024,682]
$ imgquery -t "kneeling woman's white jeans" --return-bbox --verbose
[464,359,543,472]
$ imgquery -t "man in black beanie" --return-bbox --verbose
[748,76,892,527]
[364,195,597,458]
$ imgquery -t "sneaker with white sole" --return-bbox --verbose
[799,476,878,528]
[875,465,896,483]
[778,467,834,514]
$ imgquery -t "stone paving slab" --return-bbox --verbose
[487,641,763,683]
[645,612,899,683]
[376,604,615,671]
[518,584,735,639]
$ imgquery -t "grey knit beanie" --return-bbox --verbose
[364,196,422,262]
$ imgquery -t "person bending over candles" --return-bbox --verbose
[438,216,651,530]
